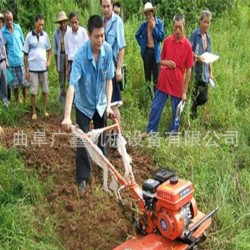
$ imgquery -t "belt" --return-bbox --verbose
[146,47,154,50]
[0,58,5,64]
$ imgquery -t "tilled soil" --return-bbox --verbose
[3,115,156,250]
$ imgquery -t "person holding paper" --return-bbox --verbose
[190,10,213,119]
[141,14,193,138]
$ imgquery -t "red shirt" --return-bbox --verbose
[157,34,194,98]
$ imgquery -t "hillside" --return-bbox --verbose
[0,1,250,250]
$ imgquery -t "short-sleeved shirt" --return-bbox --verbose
[104,13,126,66]
[2,23,25,67]
[157,34,194,98]
[23,30,51,72]
[189,27,212,83]
[69,40,114,119]
[64,26,88,61]
[0,30,6,61]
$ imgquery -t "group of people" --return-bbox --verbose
[0,11,27,108]
[0,1,214,193]
[135,3,213,138]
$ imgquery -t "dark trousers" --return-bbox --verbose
[58,54,66,104]
[7,86,11,101]
[75,107,107,184]
[191,80,208,113]
[143,48,160,97]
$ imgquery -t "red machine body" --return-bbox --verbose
[114,174,213,250]
[72,123,217,250]
[114,210,211,250]
[155,178,197,240]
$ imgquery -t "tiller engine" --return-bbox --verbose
[72,121,218,250]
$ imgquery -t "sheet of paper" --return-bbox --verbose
[176,100,185,118]
[201,52,219,64]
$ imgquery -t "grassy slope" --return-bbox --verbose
[0,147,64,249]
[122,2,250,249]
[0,1,250,249]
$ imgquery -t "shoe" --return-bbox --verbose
[32,113,37,120]
[78,180,87,194]
[44,112,50,118]
[140,131,149,140]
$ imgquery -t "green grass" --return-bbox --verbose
[121,1,250,249]
[0,1,250,249]
[0,147,64,250]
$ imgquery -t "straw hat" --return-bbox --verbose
[55,11,68,23]
[143,2,155,13]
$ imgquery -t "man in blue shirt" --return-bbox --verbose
[101,0,126,130]
[190,10,213,119]
[135,2,165,98]
[2,10,28,104]
[62,15,114,193]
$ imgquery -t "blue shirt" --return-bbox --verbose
[104,13,126,66]
[189,27,212,83]
[135,17,165,63]
[70,40,114,119]
[2,23,25,67]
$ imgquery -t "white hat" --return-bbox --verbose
[0,13,4,20]
[143,2,155,13]
[55,11,68,23]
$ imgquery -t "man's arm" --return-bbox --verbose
[135,25,142,45]
[182,67,192,101]
[116,48,124,81]
[62,85,75,128]
[209,64,213,79]
[160,59,176,69]
[152,18,165,42]
[46,49,52,69]
[159,40,176,69]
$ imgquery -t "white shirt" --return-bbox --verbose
[64,26,88,61]
[23,30,51,71]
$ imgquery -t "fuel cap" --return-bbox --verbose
[170,176,179,184]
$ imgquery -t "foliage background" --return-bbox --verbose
[1,0,250,249]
